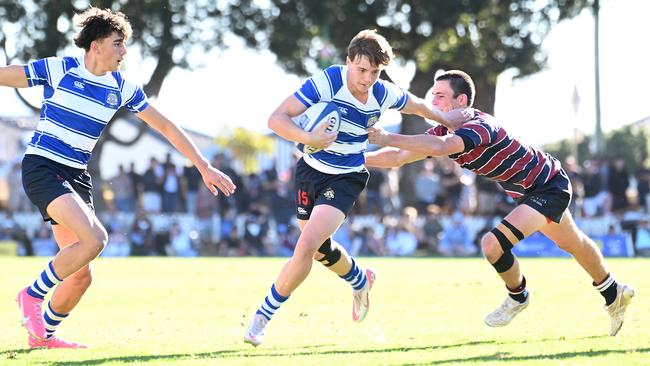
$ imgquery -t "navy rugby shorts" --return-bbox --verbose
[294,158,369,220]
[518,168,571,224]
[22,154,94,224]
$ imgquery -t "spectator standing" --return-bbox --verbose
[607,157,630,214]
[142,157,163,214]
[110,164,135,212]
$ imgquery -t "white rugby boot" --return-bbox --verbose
[484,295,530,327]
[244,313,269,347]
[352,269,376,322]
[606,284,635,336]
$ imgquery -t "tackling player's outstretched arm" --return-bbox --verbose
[268,95,337,149]
[0,65,29,88]
[367,127,464,157]
[400,91,473,130]
[365,147,428,168]
[136,104,236,196]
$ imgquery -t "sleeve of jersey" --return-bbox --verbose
[23,57,62,87]
[123,82,149,113]
[425,125,448,136]
[293,67,335,107]
[384,81,408,110]
[453,123,490,151]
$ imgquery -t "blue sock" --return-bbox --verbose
[256,284,289,321]
[44,301,68,339]
[27,260,62,300]
[340,258,367,291]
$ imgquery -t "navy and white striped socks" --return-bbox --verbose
[256,284,289,321]
[26,260,62,300]
[44,301,68,339]
[340,258,367,291]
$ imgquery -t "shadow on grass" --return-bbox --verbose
[402,348,650,365]
[0,348,39,357]
[45,340,495,365]
[39,336,641,365]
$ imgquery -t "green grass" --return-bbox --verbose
[1,257,648,365]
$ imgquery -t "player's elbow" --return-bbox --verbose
[267,112,287,133]
[267,113,278,130]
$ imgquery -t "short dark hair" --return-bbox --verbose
[347,29,394,67]
[435,70,475,107]
[73,7,132,51]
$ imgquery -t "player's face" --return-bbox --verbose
[95,32,127,72]
[430,80,462,112]
[346,55,383,96]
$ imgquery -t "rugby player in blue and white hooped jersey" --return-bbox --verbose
[244,29,473,346]
[0,7,236,349]
[366,70,634,336]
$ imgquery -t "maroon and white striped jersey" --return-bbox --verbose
[427,110,563,199]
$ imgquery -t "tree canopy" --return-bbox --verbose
[227,0,591,204]
[230,0,590,114]
[1,0,593,206]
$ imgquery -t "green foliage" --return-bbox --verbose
[215,127,275,173]
[0,0,255,191]
[544,135,592,166]
[605,126,649,172]
[544,125,648,172]
[1,257,649,365]
[0,0,238,97]
[227,0,591,206]
[230,0,590,112]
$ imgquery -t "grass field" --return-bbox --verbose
[1,257,648,365]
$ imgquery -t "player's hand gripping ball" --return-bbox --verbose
[292,101,341,154]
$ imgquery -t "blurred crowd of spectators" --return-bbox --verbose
[2,152,650,258]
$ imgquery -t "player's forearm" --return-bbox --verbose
[0,65,29,88]
[385,133,445,156]
[365,147,426,168]
[158,123,210,172]
[403,95,449,125]
[138,106,210,172]
[268,112,310,144]
[365,148,403,168]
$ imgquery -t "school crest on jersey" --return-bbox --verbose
[106,91,119,107]
[367,114,380,128]
[323,187,335,200]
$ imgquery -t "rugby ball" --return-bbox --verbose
[291,101,341,154]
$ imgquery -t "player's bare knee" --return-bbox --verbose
[480,233,502,262]
[485,224,520,273]
[294,238,321,262]
[84,226,108,256]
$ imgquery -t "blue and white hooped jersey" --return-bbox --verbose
[23,56,149,169]
[294,65,408,174]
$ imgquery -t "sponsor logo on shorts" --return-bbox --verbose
[297,207,308,215]
[530,197,548,206]
[323,188,335,200]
